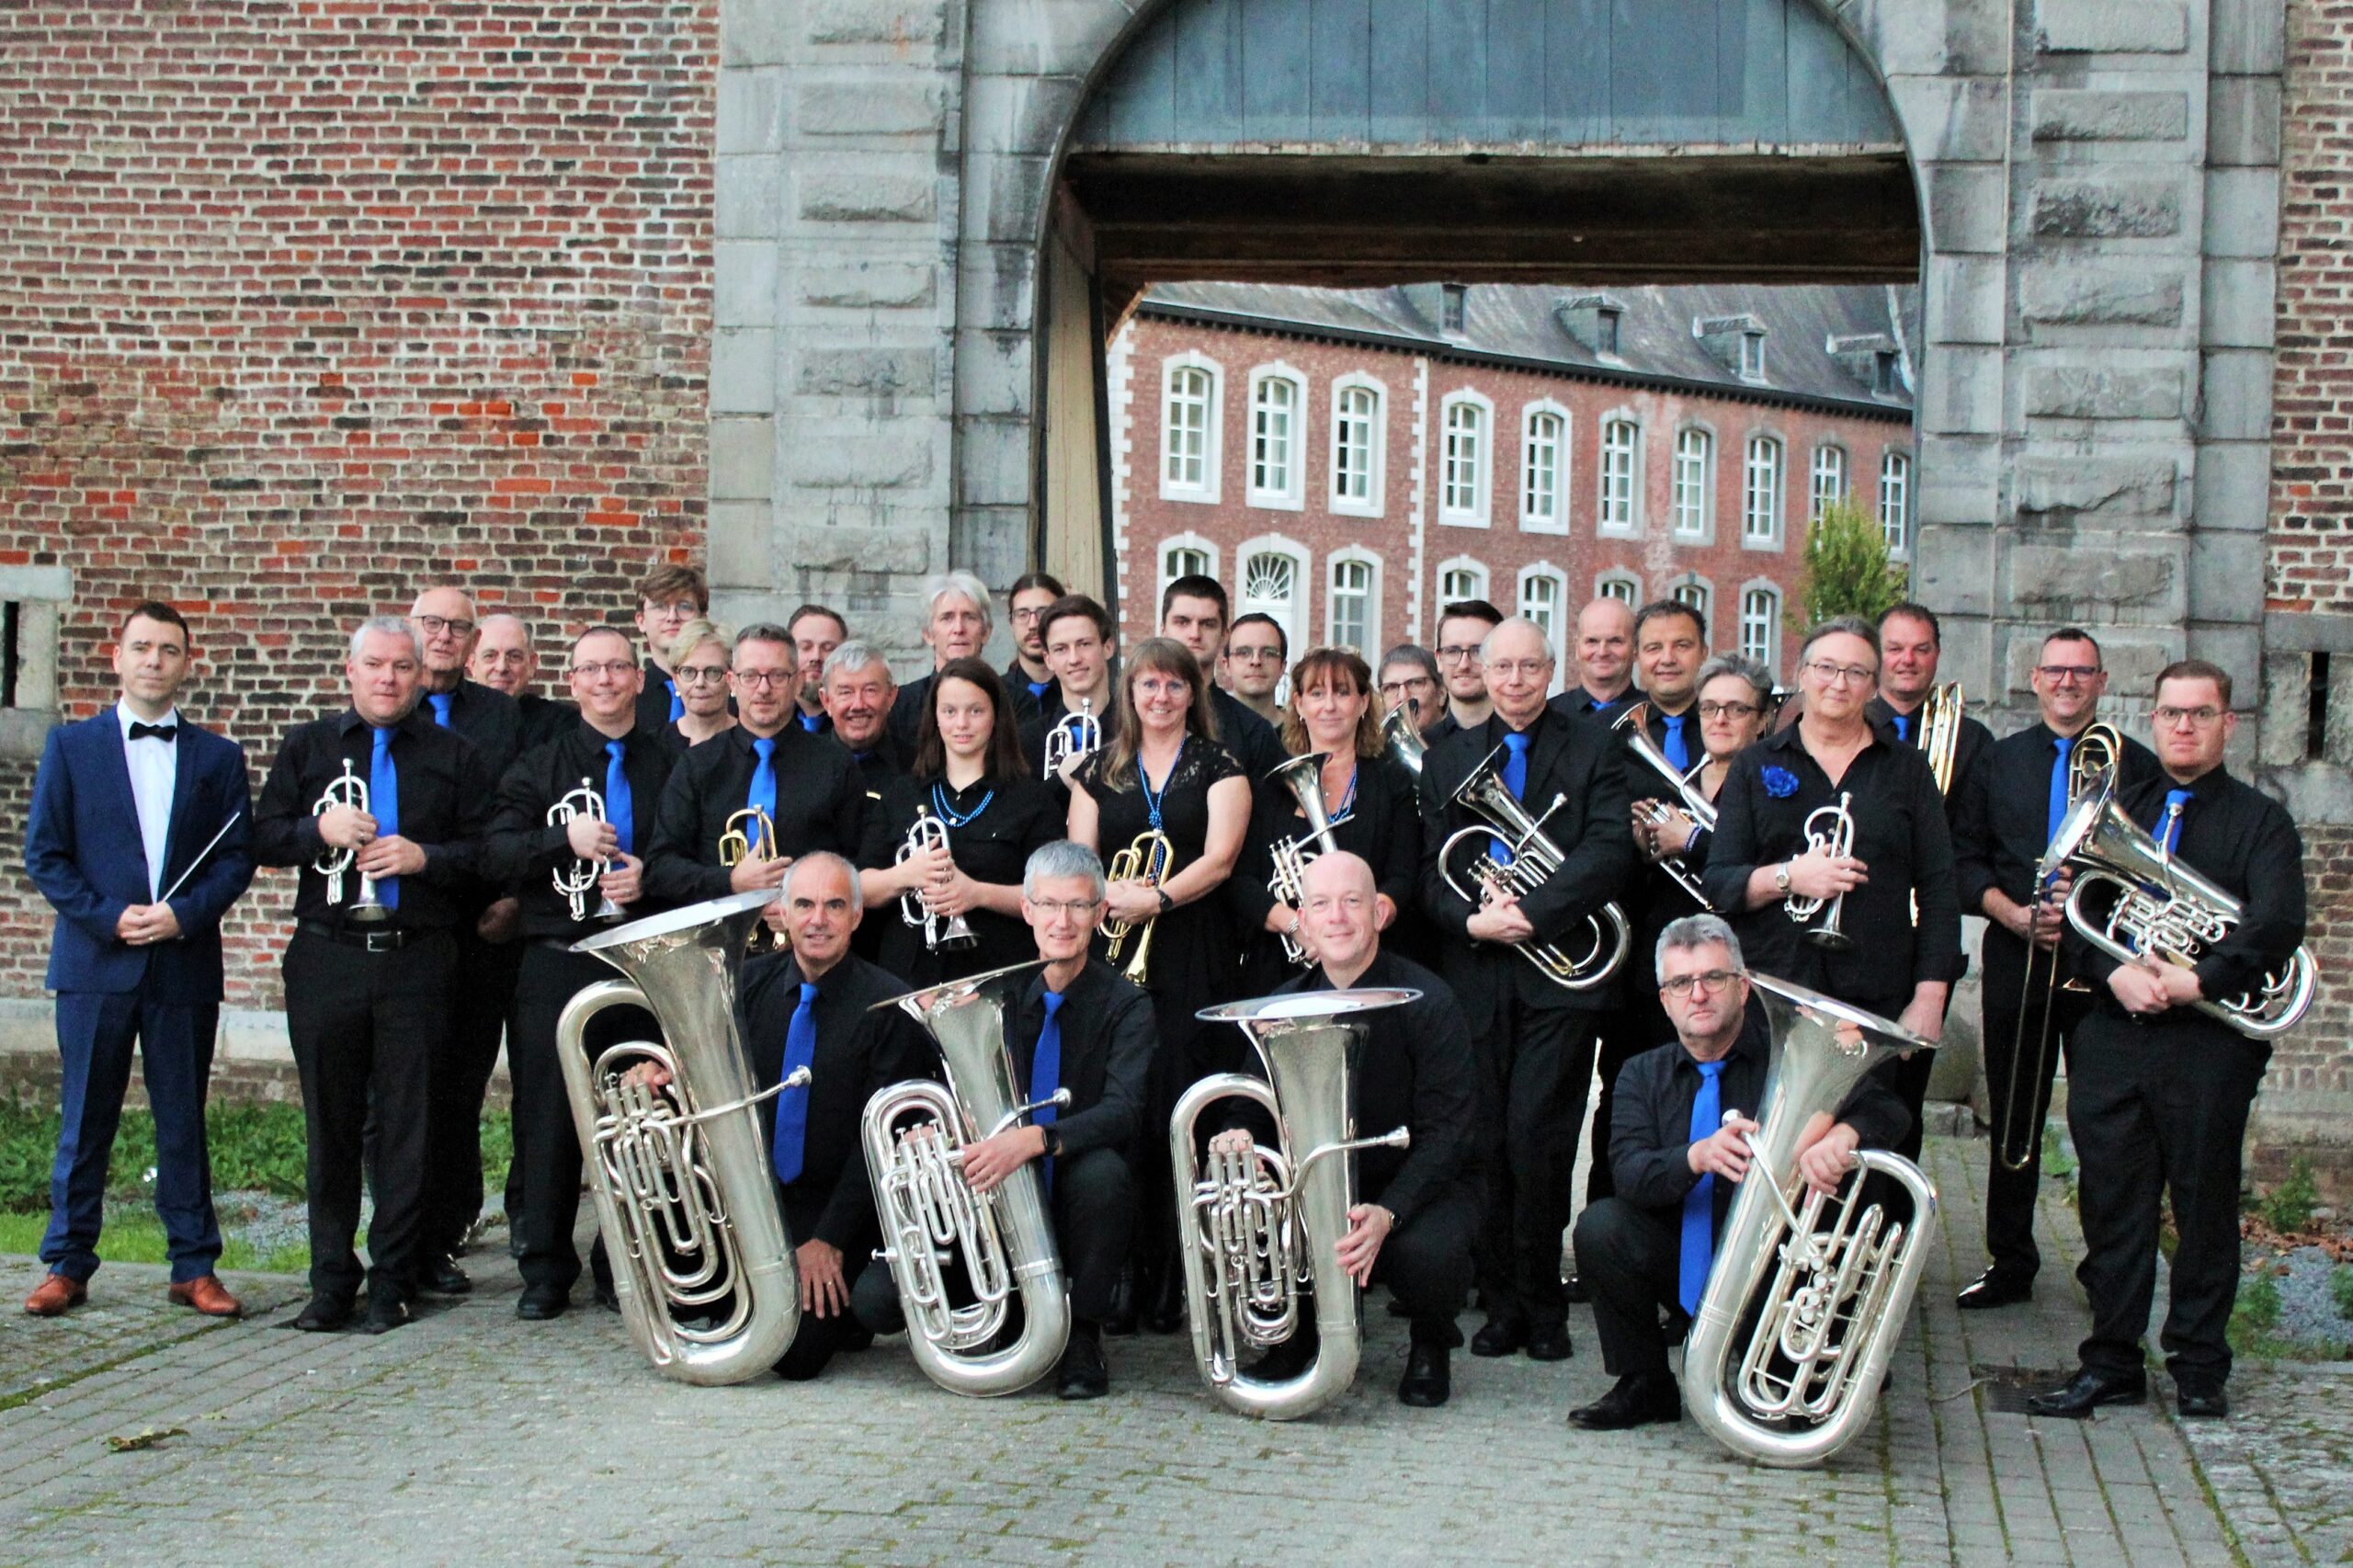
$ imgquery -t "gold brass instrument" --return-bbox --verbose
[860,959,1071,1396]
[555,889,804,1384]
[1266,752,1343,967]
[1172,987,1415,1420]
[1613,702,1717,909]
[311,757,388,924]
[1784,791,1857,951]
[2048,764,2317,1040]
[1042,696,1101,778]
[1995,722,2120,1171]
[718,806,776,868]
[1101,829,1176,985]
[549,777,626,925]
[1683,972,1939,1468]
[1436,745,1631,990]
[1380,705,1427,777]
[1917,681,1964,795]
[897,802,977,953]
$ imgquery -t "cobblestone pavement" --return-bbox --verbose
[0,1137,2307,1566]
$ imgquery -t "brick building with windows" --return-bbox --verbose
[1108,281,1917,684]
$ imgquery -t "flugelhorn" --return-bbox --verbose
[1436,745,1631,990]
[556,889,804,1384]
[897,802,977,952]
[1613,702,1717,908]
[1785,791,1856,951]
[1682,972,1938,1468]
[718,805,776,867]
[1380,705,1427,778]
[1043,697,1100,777]
[312,757,388,924]
[1101,829,1175,986]
[1266,752,1343,966]
[860,959,1070,1396]
[1917,681,1964,795]
[1172,987,1415,1420]
[549,777,625,925]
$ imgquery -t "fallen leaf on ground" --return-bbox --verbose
[104,1426,187,1453]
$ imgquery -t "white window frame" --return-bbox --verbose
[1518,400,1570,535]
[1739,580,1782,676]
[1437,555,1490,608]
[1597,412,1642,538]
[1325,549,1381,655]
[1670,424,1715,542]
[1595,570,1641,607]
[1810,443,1847,522]
[1245,363,1307,511]
[1668,576,1713,643]
[1880,448,1912,557]
[1327,372,1386,517]
[1155,533,1219,619]
[1438,390,1495,528]
[1515,561,1570,691]
[1159,352,1223,505]
[1234,533,1311,660]
[1742,433,1784,550]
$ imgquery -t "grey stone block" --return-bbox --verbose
[2035,0,2188,53]
[707,500,775,590]
[2211,0,2288,74]
[806,0,949,47]
[1887,74,2011,163]
[2208,77,2283,168]
[2200,259,2277,348]
[2203,167,2281,258]
[956,415,1035,508]
[2031,178,2183,240]
[716,67,787,155]
[798,81,949,138]
[798,168,939,223]
[2200,349,2276,441]
[710,328,776,415]
[1927,254,2005,346]
[721,0,794,66]
[1845,0,2009,78]
[2188,531,2268,625]
[2016,456,2179,519]
[1918,433,2000,526]
[2020,264,2186,327]
[2192,439,2276,531]
[965,72,1088,159]
[714,241,780,328]
[710,415,775,501]
[1914,523,1996,616]
[2008,540,2183,613]
[2185,623,2262,695]
[1928,164,2010,254]
[2031,90,2189,142]
[2025,365,2186,420]
[801,261,938,310]
[1921,346,2002,435]
[784,521,938,576]
[954,329,1036,417]
[782,421,937,489]
[796,348,940,399]
[969,0,1136,77]
[715,153,782,240]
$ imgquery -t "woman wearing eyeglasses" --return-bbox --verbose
[1634,653,1779,877]
[665,619,737,748]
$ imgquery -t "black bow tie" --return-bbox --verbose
[129,722,178,743]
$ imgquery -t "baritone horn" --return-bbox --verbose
[859,960,1071,1396]
[1683,973,1938,1468]
[1101,829,1175,985]
[550,777,625,925]
[1613,702,1717,909]
[1437,745,1631,990]
[1266,752,1342,966]
[555,889,804,1385]
[1172,987,1415,1420]
[897,802,976,952]
[311,757,388,924]
[1785,791,1857,951]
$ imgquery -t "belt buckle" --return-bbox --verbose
[363,930,399,954]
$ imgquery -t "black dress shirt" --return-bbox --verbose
[887,670,939,755]
[856,772,1063,983]
[1005,959,1157,1159]
[738,950,927,1252]
[1953,722,2163,924]
[1233,752,1426,932]
[481,719,684,939]
[1550,686,1638,727]
[1005,659,1059,726]
[1868,694,1992,813]
[253,706,494,931]
[516,692,580,753]
[1620,699,1710,937]
[1210,686,1289,779]
[1700,722,1962,1012]
[837,728,908,801]
[424,676,524,785]
[1607,1005,1910,1229]
[642,722,869,905]
[633,656,683,738]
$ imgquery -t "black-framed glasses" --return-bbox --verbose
[2035,664,2101,684]
[1660,968,1743,997]
[1435,644,1484,665]
[1697,700,1760,720]
[415,614,476,638]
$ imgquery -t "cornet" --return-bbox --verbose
[718,806,775,868]
[312,758,388,924]
[1265,752,1343,966]
[1042,697,1100,777]
[1436,745,1631,990]
[1613,702,1716,908]
[897,803,977,952]
[549,778,625,925]
[1101,829,1175,986]
[1785,791,1856,951]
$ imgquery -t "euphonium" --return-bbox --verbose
[860,959,1071,1396]
[1101,829,1175,986]
[1266,752,1343,966]
[549,777,625,925]
[1917,680,1964,795]
[1683,972,1939,1468]
[1171,987,1415,1420]
[1785,791,1857,951]
[1613,701,1717,909]
[897,802,977,953]
[311,757,388,923]
[2048,763,2317,1039]
[1380,704,1427,777]
[718,806,776,868]
[1436,745,1631,990]
[555,889,803,1385]
[1043,697,1101,777]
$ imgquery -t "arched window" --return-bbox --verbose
[1156,536,1218,621]
[1743,435,1783,546]
[1160,356,1222,503]
[1438,559,1489,607]
[1439,392,1493,527]
[1330,376,1385,516]
[1596,571,1640,607]
[1247,367,1305,508]
[1740,584,1781,675]
[1521,403,1569,533]
[1598,416,1640,536]
[1880,449,1912,555]
[1810,443,1847,521]
[1671,426,1714,540]
[1517,564,1569,688]
[1237,538,1307,655]
[1670,578,1712,642]
[1327,552,1380,654]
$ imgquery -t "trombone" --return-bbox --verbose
[1917,681,1964,796]
[1101,829,1175,986]
[1784,792,1856,951]
[549,777,626,925]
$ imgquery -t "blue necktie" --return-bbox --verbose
[1679,1059,1728,1314]
[799,710,824,733]
[1032,991,1065,1197]
[771,982,819,1184]
[1493,731,1532,868]
[2158,788,2190,855]
[1661,713,1690,772]
[604,739,634,857]
[1893,713,1911,744]
[747,735,778,825]
[1029,679,1051,702]
[666,678,683,723]
[369,726,401,911]
[427,692,452,728]
[2047,735,2075,844]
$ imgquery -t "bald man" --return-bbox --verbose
[471,614,577,751]
[1552,597,1637,722]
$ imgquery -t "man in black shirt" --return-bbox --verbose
[253,616,494,1334]
[1552,596,1637,723]
[888,571,995,753]
[1005,571,1066,725]
[1951,627,2161,1310]
[631,562,708,736]
[1029,596,1117,785]
[820,641,905,794]
[788,603,847,737]
[1870,602,1992,801]
[1567,915,1909,1429]
[2030,661,2308,1423]
[1159,574,1286,778]
[472,614,578,751]
[1423,599,1502,744]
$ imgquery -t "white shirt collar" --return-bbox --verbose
[117,700,183,739]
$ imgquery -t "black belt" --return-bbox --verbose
[297,920,436,953]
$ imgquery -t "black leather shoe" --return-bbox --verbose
[1954,1267,2033,1311]
[359,1293,412,1335]
[1525,1322,1574,1362]
[422,1255,472,1297]
[1563,1273,1588,1305]
[1471,1315,1529,1358]
[1569,1374,1682,1430]
[1252,1334,1316,1384]
[1102,1268,1138,1336]
[293,1293,353,1333]
[1145,1269,1188,1335]
[2026,1368,2147,1419]
[594,1279,620,1312]
[517,1285,569,1321]
[2176,1385,2230,1419]
[1057,1323,1108,1401]
[1398,1344,1450,1407]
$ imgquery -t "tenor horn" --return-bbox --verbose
[1682,973,1939,1468]
[860,959,1071,1396]
[1784,791,1857,951]
[1043,697,1101,778]
[555,888,803,1385]
[1266,752,1343,967]
[1613,702,1717,909]
[1437,745,1631,990]
[312,757,388,924]
[1172,987,1415,1420]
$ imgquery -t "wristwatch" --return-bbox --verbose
[1155,888,1174,915]
[1040,1126,1063,1158]
[1773,860,1792,895]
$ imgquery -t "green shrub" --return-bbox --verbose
[2262,1157,2322,1234]
[2330,1265,2353,1323]
[1791,497,1909,629]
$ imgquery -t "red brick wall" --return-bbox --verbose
[0,1,716,1009]
[2270,0,2353,613]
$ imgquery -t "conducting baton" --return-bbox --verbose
[157,812,244,905]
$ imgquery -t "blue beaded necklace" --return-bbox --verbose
[1138,738,1185,832]
[930,778,994,828]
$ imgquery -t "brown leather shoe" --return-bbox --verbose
[24,1274,87,1316]
[166,1276,243,1318]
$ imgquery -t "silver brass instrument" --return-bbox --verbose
[311,757,388,924]
[1102,829,1176,986]
[1380,704,1427,777]
[1613,702,1718,909]
[1684,972,1939,1468]
[1266,752,1343,967]
[2048,764,2317,1040]
[860,959,1071,1396]
[549,777,625,925]
[1042,697,1100,777]
[556,889,803,1384]
[1436,744,1631,990]
[1785,791,1857,951]
[1917,681,1964,796]
[897,802,977,953]
[1172,987,1415,1420]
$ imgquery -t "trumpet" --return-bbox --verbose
[1265,752,1342,966]
[1380,705,1427,777]
[312,757,388,924]
[1043,697,1100,777]
[1613,702,1717,908]
[1785,791,1856,951]
[1102,829,1176,986]
[718,806,775,868]
[549,778,626,925]
[1436,745,1631,990]
[1917,681,1964,795]
[897,803,977,952]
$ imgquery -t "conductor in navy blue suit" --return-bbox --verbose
[22,601,256,1320]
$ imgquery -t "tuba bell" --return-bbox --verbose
[1613,702,1718,909]
[1265,752,1343,967]
[1682,972,1939,1467]
[859,959,1072,1396]
[1437,744,1632,990]
[1380,704,1427,778]
[555,888,804,1384]
[312,757,388,924]
[1171,987,1415,1420]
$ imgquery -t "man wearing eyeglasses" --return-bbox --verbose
[1950,628,2160,1312]
[1552,597,1638,723]
[1566,915,1907,1430]
[2029,661,2307,1424]
[1423,599,1504,744]
[1004,572,1067,726]
[471,614,579,751]
[1222,613,1289,727]
[1377,645,1442,733]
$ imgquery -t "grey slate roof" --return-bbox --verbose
[1136,280,1919,421]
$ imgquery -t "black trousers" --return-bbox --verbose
[1583,1004,1656,1204]
[1254,1184,1479,1360]
[423,928,523,1259]
[283,929,452,1302]
[1976,936,2090,1278]
[776,1243,876,1381]
[510,945,655,1293]
[1472,998,1598,1326]
[2069,1007,2268,1391]
[1572,1196,1684,1381]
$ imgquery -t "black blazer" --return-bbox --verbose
[1004,959,1157,1160]
[1232,751,1426,937]
[642,723,869,905]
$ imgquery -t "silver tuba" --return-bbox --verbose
[1042,697,1100,778]
[1437,745,1632,990]
[556,889,804,1384]
[1682,972,1939,1468]
[2049,765,2316,1039]
[1613,701,1718,909]
[549,777,625,925]
[1266,752,1343,967]
[860,959,1071,1396]
[897,802,977,952]
[312,757,387,923]
[1381,705,1427,778]
[1171,988,1415,1420]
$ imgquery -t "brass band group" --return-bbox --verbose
[20,563,2313,1460]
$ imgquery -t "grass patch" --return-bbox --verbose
[2229,1267,2352,1361]
[0,1210,309,1274]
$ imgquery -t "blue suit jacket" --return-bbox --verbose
[24,711,256,1001]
